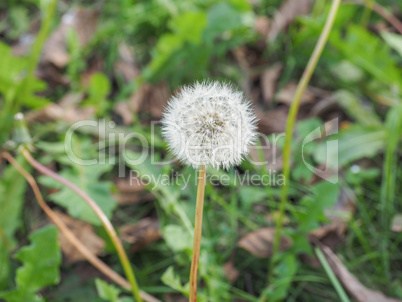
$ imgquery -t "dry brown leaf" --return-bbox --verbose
[125,83,169,120]
[114,102,133,125]
[261,63,283,105]
[120,218,161,252]
[277,81,316,105]
[114,43,140,82]
[223,261,240,283]
[254,16,271,38]
[257,108,289,134]
[320,244,402,302]
[115,177,145,193]
[268,0,313,41]
[25,93,95,124]
[114,177,154,205]
[55,211,104,264]
[238,227,292,258]
[42,8,99,68]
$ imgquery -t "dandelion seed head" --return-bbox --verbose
[161,81,258,169]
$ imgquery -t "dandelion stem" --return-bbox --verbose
[269,0,341,286]
[21,149,143,302]
[189,165,207,302]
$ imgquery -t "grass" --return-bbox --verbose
[0,0,401,301]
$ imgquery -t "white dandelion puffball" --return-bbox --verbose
[161,81,258,169]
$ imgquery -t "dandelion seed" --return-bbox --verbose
[161,81,258,169]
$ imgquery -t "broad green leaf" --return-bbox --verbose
[161,266,189,295]
[0,155,29,288]
[95,279,121,302]
[204,2,253,41]
[295,182,340,233]
[0,42,48,109]
[0,226,61,302]
[162,225,192,252]
[330,26,402,89]
[169,11,207,44]
[314,125,386,168]
[39,163,117,226]
[83,73,111,115]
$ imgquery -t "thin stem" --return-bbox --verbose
[21,149,143,302]
[315,247,351,302]
[269,0,341,284]
[189,165,207,302]
[2,152,159,302]
[360,0,375,27]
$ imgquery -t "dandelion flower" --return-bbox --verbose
[162,81,258,169]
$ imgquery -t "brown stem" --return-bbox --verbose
[21,149,143,302]
[2,152,160,302]
[189,165,207,302]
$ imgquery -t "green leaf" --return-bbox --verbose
[334,90,382,127]
[381,31,402,57]
[294,182,340,233]
[162,225,192,252]
[0,155,30,288]
[39,163,117,226]
[314,125,386,168]
[169,11,207,44]
[161,266,189,295]
[83,73,111,115]
[204,2,253,41]
[0,226,61,302]
[0,42,48,109]
[238,186,281,210]
[330,26,402,89]
[263,252,298,302]
[95,279,121,302]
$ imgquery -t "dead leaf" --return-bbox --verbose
[391,214,402,232]
[114,102,134,125]
[120,218,161,252]
[114,43,140,82]
[223,261,240,283]
[268,0,313,41]
[320,244,402,302]
[25,93,95,124]
[277,82,316,105]
[238,227,292,258]
[55,211,104,264]
[125,83,169,120]
[257,108,289,134]
[115,178,145,193]
[254,16,271,38]
[261,63,283,105]
[42,8,99,68]
[114,178,154,205]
